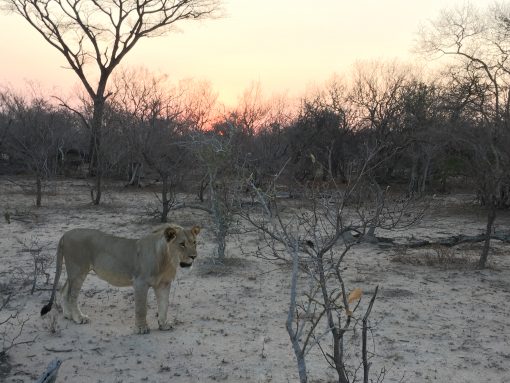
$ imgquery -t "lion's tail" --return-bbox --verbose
[41,236,65,316]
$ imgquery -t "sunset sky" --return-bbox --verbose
[0,0,495,106]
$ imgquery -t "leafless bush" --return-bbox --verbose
[238,167,394,382]
[233,120,434,381]
[142,199,168,222]
[253,210,382,383]
[189,128,245,260]
[391,245,477,269]
[12,236,53,294]
[0,288,33,371]
[3,207,39,225]
[0,90,71,207]
[0,301,30,357]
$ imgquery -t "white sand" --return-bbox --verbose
[1,177,509,382]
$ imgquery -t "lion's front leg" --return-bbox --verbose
[133,279,150,334]
[155,283,172,331]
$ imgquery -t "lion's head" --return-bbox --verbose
[162,224,201,268]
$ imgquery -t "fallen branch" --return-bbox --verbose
[405,232,510,248]
[365,232,510,248]
[170,202,213,214]
[43,346,72,353]
[35,358,62,383]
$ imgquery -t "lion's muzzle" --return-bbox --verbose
[180,262,193,268]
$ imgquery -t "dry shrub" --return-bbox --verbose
[0,293,31,363]
[12,236,53,294]
[392,245,478,269]
[3,208,39,224]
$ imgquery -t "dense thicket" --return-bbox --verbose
[1,62,509,206]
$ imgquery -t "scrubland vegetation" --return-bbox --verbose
[1,1,510,382]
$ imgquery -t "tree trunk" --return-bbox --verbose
[366,181,384,241]
[161,175,170,223]
[215,222,227,259]
[439,171,448,193]
[211,190,227,260]
[89,95,106,205]
[420,154,431,194]
[127,162,142,187]
[287,244,308,383]
[208,172,228,260]
[94,171,102,205]
[498,184,510,208]
[363,286,378,383]
[408,157,418,195]
[36,175,42,207]
[479,204,497,268]
[198,175,208,202]
[316,254,349,383]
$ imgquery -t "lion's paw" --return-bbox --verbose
[136,325,150,335]
[72,313,89,324]
[158,322,173,331]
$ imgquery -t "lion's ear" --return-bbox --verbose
[191,226,201,236]
[164,227,177,242]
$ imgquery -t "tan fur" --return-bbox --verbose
[41,224,201,334]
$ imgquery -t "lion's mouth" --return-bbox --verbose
[180,262,193,268]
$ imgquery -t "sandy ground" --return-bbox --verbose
[0,177,509,383]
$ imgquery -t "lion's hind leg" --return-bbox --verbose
[60,280,71,319]
[63,271,90,324]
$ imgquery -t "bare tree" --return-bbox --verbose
[108,66,173,188]
[190,126,240,260]
[419,1,510,267]
[347,61,415,184]
[108,67,192,222]
[239,139,402,382]
[0,89,70,206]
[243,189,384,383]
[143,118,191,223]
[230,81,271,136]
[181,79,218,131]
[348,61,412,137]
[2,0,220,204]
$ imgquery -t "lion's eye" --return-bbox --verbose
[180,242,186,247]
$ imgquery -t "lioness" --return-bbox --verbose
[41,224,200,334]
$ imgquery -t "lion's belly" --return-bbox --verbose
[91,253,134,287]
[92,266,133,287]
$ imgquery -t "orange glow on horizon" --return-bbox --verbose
[0,0,496,108]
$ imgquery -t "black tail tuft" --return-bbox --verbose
[41,302,53,316]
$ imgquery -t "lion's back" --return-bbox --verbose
[60,229,138,283]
